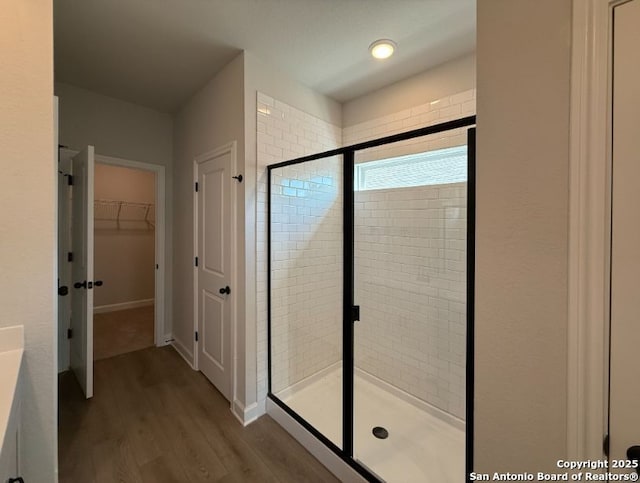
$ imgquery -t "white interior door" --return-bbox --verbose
[196,146,233,401]
[610,0,640,471]
[70,146,95,399]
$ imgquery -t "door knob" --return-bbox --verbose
[627,446,640,474]
[94,280,103,287]
[73,281,87,289]
[58,286,69,296]
[219,286,231,295]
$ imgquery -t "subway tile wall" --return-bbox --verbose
[348,89,475,419]
[354,184,467,418]
[257,88,476,418]
[343,89,475,148]
[347,88,475,419]
[256,93,342,401]
[269,158,343,394]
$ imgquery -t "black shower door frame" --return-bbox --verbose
[267,116,477,483]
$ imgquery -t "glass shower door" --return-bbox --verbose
[352,132,471,482]
[269,155,344,450]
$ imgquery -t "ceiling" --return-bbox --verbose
[54,0,476,113]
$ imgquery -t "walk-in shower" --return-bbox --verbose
[267,117,475,483]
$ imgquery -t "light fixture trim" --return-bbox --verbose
[369,39,397,60]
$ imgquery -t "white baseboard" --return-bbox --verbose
[257,397,267,418]
[232,399,259,426]
[158,332,173,347]
[170,337,194,369]
[94,298,154,314]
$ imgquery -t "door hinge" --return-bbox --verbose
[67,175,73,186]
[352,305,360,322]
[195,181,199,192]
[67,328,72,339]
[67,252,73,262]
[195,331,199,342]
[195,256,199,267]
[604,434,610,457]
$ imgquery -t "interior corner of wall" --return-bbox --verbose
[171,336,194,369]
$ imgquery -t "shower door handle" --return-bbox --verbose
[219,286,231,295]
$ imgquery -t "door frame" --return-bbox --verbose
[567,0,629,461]
[95,154,167,347]
[192,141,238,402]
[59,149,168,349]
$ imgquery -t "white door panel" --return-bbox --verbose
[70,146,95,399]
[196,146,233,401]
[610,0,640,470]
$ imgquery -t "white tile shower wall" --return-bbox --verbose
[344,89,475,166]
[348,88,475,419]
[270,159,343,393]
[256,93,342,400]
[355,184,467,418]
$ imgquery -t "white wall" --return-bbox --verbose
[55,81,173,338]
[171,53,245,395]
[343,53,476,128]
[0,1,56,481]
[94,164,155,308]
[55,82,173,166]
[475,0,571,472]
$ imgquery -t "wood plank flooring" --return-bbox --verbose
[58,346,339,483]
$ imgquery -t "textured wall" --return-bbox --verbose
[475,0,571,473]
[0,1,56,480]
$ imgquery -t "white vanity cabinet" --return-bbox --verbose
[0,326,23,483]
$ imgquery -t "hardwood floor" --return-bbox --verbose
[93,305,155,360]
[59,346,339,483]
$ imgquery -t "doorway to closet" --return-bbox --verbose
[93,163,156,360]
[58,147,167,398]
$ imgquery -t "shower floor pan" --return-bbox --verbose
[276,365,464,483]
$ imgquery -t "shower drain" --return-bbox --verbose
[372,426,389,439]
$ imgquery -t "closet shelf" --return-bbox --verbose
[94,199,155,230]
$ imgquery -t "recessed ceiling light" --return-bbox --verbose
[369,39,396,60]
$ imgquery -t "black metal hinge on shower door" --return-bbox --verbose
[195,331,199,342]
[195,181,199,192]
[67,328,72,339]
[195,256,199,267]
